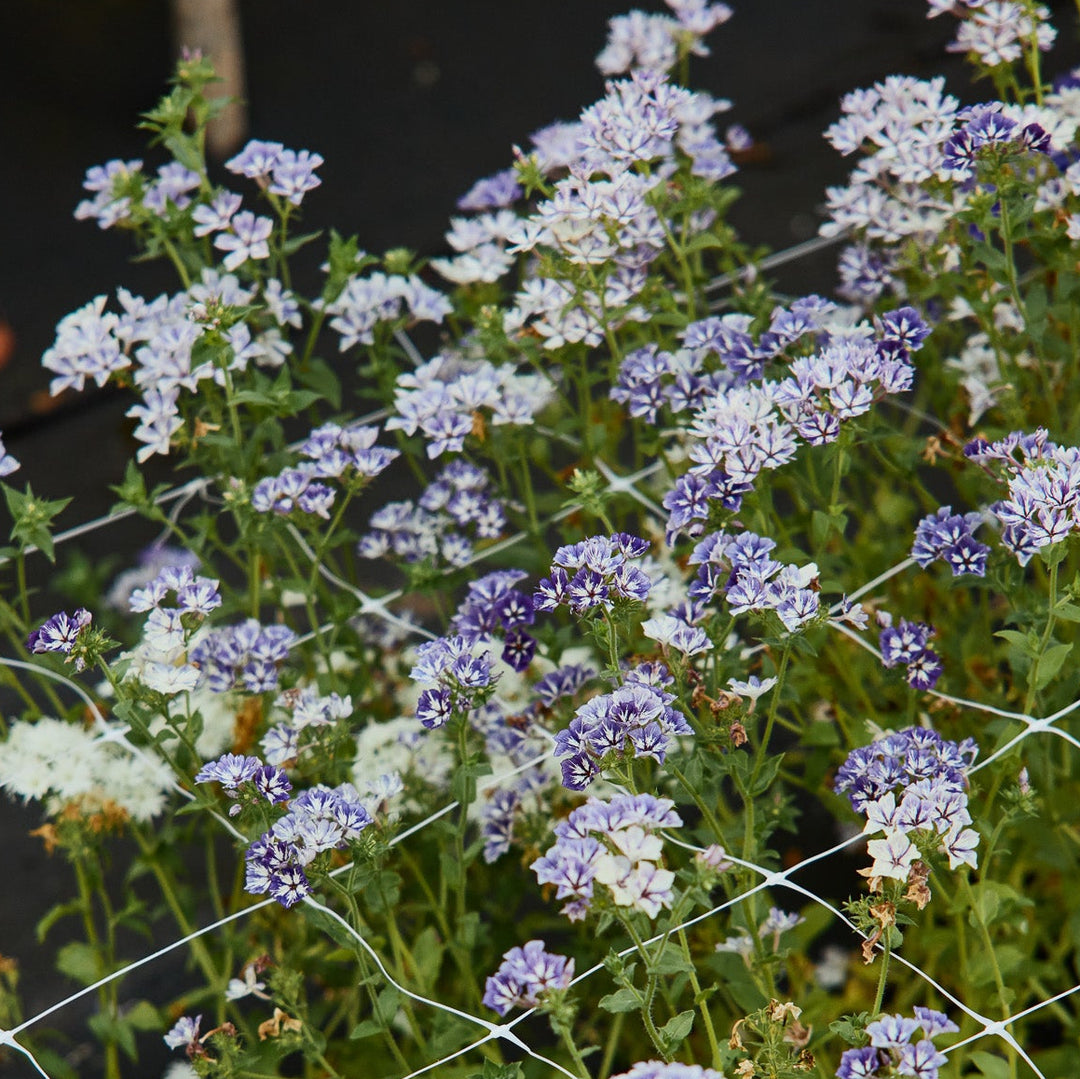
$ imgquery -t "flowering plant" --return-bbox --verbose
[2,3,1080,1078]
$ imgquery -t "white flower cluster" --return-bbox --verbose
[0,717,174,821]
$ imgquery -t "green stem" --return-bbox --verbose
[161,235,192,289]
[597,1011,626,1079]
[73,856,120,1079]
[1023,557,1059,715]
[551,1013,591,1079]
[669,763,725,841]
[15,550,30,627]
[750,644,791,787]
[871,932,892,1017]
[135,825,221,975]
[677,927,722,1069]
[618,915,671,1061]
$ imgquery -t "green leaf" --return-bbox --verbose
[163,131,204,172]
[969,1049,1011,1078]
[124,1000,161,1031]
[56,942,101,986]
[1035,641,1072,689]
[658,1009,694,1051]
[412,926,444,990]
[994,629,1036,656]
[648,949,695,976]
[1052,600,1080,623]
[296,357,342,410]
[598,987,642,1013]
[467,1061,524,1079]
[88,1012,137,1061]
[348,1018,383,1041]
[37,899,83,943]
[282,229,324,256]
[747,752,784,797]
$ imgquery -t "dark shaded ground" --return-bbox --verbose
[0,1,1060,1074]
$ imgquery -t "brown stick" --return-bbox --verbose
[171,0,248,158]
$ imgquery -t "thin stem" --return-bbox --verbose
[1023,557,1059,715]
[871,932,892,1017]
[677,927,722,1069]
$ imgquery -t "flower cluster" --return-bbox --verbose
[42,274,293,461]
[611,1065,725,1079]
[441,49,739,348]
[194,752,291,817]
[482,940,575,1016]
[449,569,537,673]
[911,506,990,577]
[245,783,374,907]
[535,533,654,615]
[325,270,450,350]
[533,662,596,708]
[611,343,724,425]
[225,139,324,206]
[126,563,221,694]
[965,428,1080,565]
[189,618,296,693]
[660,302,926,540]
[410,635,497,730]
[836,1008,957,1079]
[878,618,944,691]
[532,793,681,920]
[941,102,1051,179]
[359,460,507,568]
[822,61,1078,306]
[386,352,555,458]
[596,0,732,77]
[0,716,173,821]
[261,687,354,766]
[251,422,399,518]
[932,0,1056,72]
[834,727,979,883]
[684,529,820,633]
[553,666,693,789]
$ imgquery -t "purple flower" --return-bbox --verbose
[244,783,372,907]
[482,940,574,1016]
[835,1047,883,1079]
[194,752,262,789]
[611,1065,725,1079]
[163,1013,202,1052]
[534,663,595,707]
[28,609,93,668]
[268,148,323,205]
[225,139,284,179]
[912,506,989,577]
[866,1013,920,1049]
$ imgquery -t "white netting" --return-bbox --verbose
[2,242,1075,1079]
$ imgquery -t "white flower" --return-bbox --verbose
[727,675,777,702]
[866,828,919,882]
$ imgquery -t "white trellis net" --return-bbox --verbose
[1,237,1077,1079]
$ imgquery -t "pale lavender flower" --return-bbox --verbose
[192,191,242,236]
[225,139,284,180]
[214,211,273,271]
[163,1013,202,1052]
[269,148,324,204]
[0,434,19,478]
[482,940,574,1015]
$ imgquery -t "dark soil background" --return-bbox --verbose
[0,1,1069,1075]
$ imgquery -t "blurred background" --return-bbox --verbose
[0,0,971,521]
[1,0,1068,1073]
